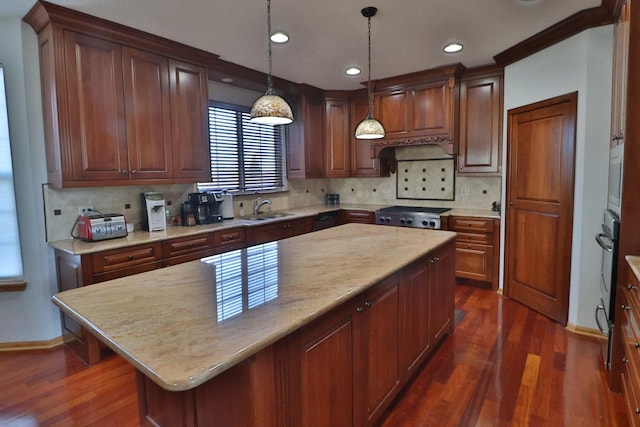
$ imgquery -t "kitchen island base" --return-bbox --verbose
[135,241,455,427]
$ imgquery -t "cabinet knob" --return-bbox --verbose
[622,304,630,311]
[364,301,372,308]
[128,255,134,261]
[356,306,364,313]
[635,342,640,349]
[131,169,137,174]
[121,170,128,175]
[629,285,637,291]
[623,357,629,363]
[636,408,640,415]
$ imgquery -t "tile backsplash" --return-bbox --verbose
[43,145,501,242]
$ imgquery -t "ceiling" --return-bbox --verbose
[2,0,603,90]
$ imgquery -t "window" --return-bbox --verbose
[199,102,286,193]
[0,65,25,289]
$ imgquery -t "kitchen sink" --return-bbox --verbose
[243,212,294,221]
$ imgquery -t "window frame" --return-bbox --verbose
[198,101,288,195]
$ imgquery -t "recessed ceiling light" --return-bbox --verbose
[270,32,289,43]
[221,77,234,83]
[443,42,463,54]
[345,67,361,76]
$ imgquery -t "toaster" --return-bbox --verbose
[77,214,128,241]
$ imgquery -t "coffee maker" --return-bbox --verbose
[187,192,223,224]
[141,192,166,231]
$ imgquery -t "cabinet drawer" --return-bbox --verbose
[92,243,162,274]
[450,216,494,233]
[213,228,246,247]
[455,242,493,283]
[213,227,247,254]
[622,347,640,426]
[628,270,640,311]
[163,234,212,258]
[455,232,491,245]
[343,210,375,224]
[623,292,640,366]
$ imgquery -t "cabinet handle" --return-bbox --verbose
[121,170,128,175]
[356,306,364,313]
[636,408,640,415]
[623,304,630,310]
[128,255,134,261]
[623,357,629,363]
[635,342,640,349]
[629,285,637,291]
[364,301,372,308]
[131,169,137,174]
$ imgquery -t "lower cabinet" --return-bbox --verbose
[448,215,500,289]
[620,261,640,426]
[246,217,314,246]
[340,209,376,224]
[287,241,455,427]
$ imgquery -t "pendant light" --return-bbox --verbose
[250,0,294,125]
[355,6,385,139]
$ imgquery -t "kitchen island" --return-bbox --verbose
[53,223,456,427]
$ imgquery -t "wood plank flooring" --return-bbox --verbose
[0,285,629,426]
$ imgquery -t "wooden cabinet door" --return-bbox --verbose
[458,74,502,174]
[288,307,354,427]
[350,94,385,177]
[303,95,325,178]
[399,258,431,377]
[64,31,128,182]
[430,242,455,343]
[169,59,210,181]
[324,97,350,177]
[412,81,451,136]
[455,242,493,283]
[611,0,630,146]
[353,272,402,427]
[122,47,173,180]
[376,89,408,136]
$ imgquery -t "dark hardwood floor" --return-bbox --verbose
[0,285,629,426]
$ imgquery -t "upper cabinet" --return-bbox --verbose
[324,91,351,178]
[611,0,630,147]
[457,66,503,175]
[25,1,211,188]
[370,64,463,156]
[287,86,325,179]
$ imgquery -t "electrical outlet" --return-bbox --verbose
[78,206,94,216]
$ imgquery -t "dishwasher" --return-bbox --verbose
[313,211,341,231]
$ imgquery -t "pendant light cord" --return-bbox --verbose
[267,0,274,91]
[367,15,373,119]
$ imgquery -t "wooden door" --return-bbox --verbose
[122,47,173,179]
[169,59,210,181]
[324,96,350,177]
[64,31,128,182]
[411,81,450,136]
[354,272,401,427]
[376,89,408,136]
[399,259,431,376]
[430,242,456,343]
[351,93,382,177]
[505,92,577,326]
[303,94,325,178]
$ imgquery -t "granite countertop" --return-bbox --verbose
[48,204,385,255]
[48,203,499,255]
[627,255,640,280]
[52,223,456,392]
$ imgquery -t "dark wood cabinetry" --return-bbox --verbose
[25,1,211,188]
[341,209,376,224]
[458,67,503,175]
[619,261,640,426]
[287,88,325,179]
[324,92,351,178]
[246,217,314,246]
[611,0,630,147]
[288,243,454,427]
[449,215,500,290]
[370,65,463,156]
[162,234,214,266]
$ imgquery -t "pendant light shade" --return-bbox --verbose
[355,6,384,139]
[250,0,293,125]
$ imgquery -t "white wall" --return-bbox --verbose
[502,25,613,329]
[0,19,61,343]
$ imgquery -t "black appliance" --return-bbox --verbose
[594,209,620,370]
[375,206,450,229]
[187,192,223,224]
[313,211,341,231]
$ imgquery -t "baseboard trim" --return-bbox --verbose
[0,336,64,352]
[566,322,606,340]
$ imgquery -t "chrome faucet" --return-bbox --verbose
[253,197,272,215]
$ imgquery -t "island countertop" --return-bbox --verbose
[52,223,455,392]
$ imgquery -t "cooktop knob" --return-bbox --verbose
[400,218,406,224]
[385,217,391,223]
[422,220,429,226]
[429,220,436,228]
[406,218,413,225]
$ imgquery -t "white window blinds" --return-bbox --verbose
[0,65,24,283]
[201,103,285,193]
